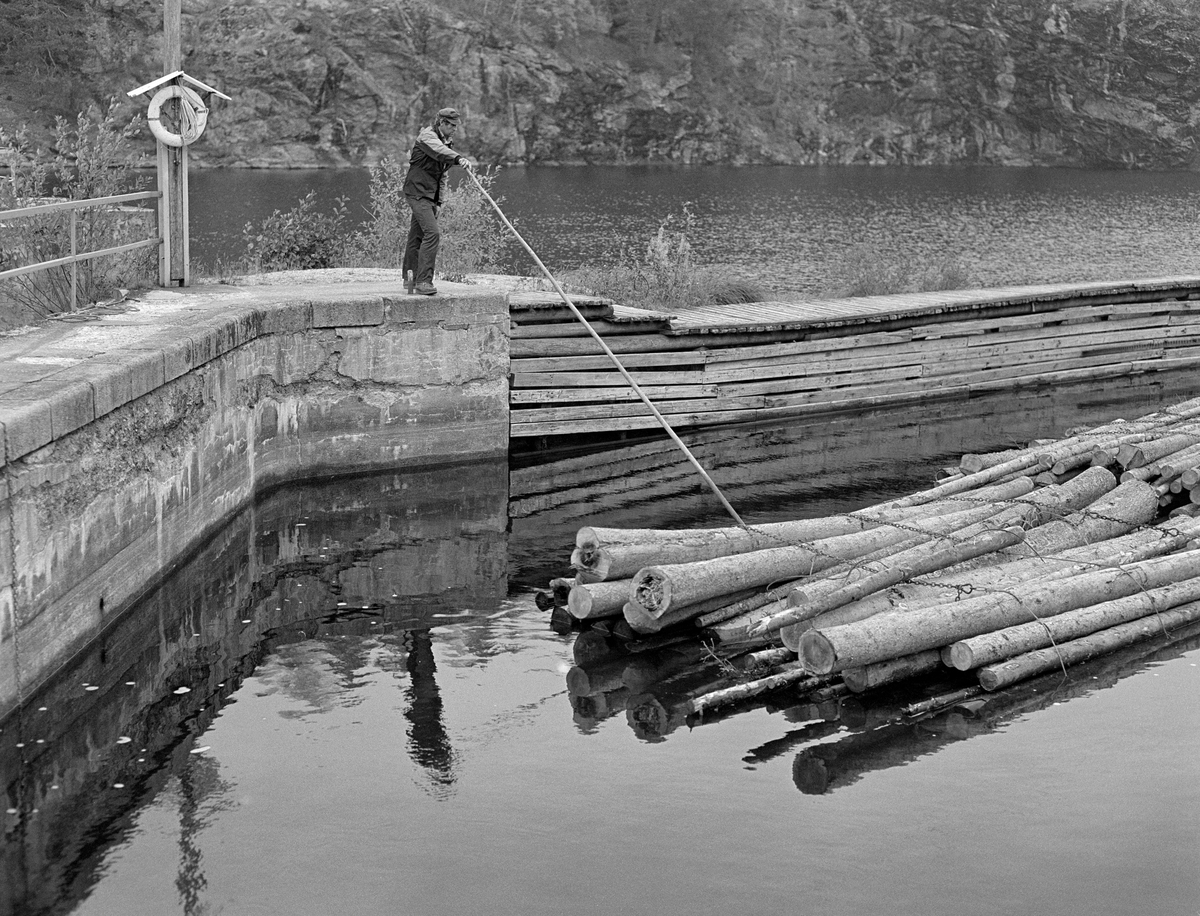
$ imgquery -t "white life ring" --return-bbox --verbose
[147,84,208,147]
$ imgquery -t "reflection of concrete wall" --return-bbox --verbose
[0,463,508,916]
[0,289,509,720]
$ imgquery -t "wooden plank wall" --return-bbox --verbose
[508,288,1200,441]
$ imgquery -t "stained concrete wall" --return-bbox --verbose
[0,280,509,720]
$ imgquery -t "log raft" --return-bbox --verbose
[554,393,1200,726]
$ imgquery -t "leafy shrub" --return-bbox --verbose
[561,207,770,312]
[341,157,408,269]
[436,165,508,280]
[242,190,351,272]
[0,99,155,320]
[834,245,975,297]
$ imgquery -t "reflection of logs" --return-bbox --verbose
[792,720,951,794]
[571,688,630,730]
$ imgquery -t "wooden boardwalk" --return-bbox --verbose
[508,277,1200,441]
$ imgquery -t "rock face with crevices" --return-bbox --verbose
[3,0,1199,169]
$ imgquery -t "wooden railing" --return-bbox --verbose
[0,190,162,313]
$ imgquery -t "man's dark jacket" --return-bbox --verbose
[403,125,462,206]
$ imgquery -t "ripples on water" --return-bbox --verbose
[191,165,1200,293]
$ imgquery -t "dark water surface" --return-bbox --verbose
[190,164,1200,293]
[4,376,1200,916]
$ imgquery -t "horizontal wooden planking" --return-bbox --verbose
[509,353,1200,438]
[696,309,1188,375]
[512,393,775,424]
[701,318,1195,384]
[511,335,716,357]
[510,320,666,339]
[512,369,706,388]
[510,383,717,404]
[511,349,709,373]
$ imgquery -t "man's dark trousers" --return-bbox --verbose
[403,197,440,284]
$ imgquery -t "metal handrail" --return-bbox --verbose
[0,190,162,312]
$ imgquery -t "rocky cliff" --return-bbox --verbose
[2,0,1198,169]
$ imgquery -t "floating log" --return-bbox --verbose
[621,587,761,634]
[707,597,790,643]
[827,514,1200,628]
[630,500,1012,619]
[900,686,984,718]
[572,476,1035,581]
[730,646,796,671]
[750,525,1026,637]
[947,576,1200,671]
[977,599,1200,691]
[799,548,1200,674]
[695,581,795,628]
[841,650,944,694]
[567,579,632,620]
[686,664,834,718]
[1115,428,1200,469]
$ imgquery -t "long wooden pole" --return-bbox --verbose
[162,0,188,286]
[465,169,745,528]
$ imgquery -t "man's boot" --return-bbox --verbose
[414,281,438,296]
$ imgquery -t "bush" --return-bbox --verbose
[341,157,408,269]
[0,98,155,320]
[436,165,508,280]
[833,245,975,297]
[242,190,351,272]
[560,207,771,312]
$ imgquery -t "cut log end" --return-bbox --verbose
[977,667,1003,692]
[633,569,670,617]
[567,586,593,619]
[946,642,976,671]
[799,629,838,675]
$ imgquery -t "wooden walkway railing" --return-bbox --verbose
[0,191,161,313]
[508,277,1200,441]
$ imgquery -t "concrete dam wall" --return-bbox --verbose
[0,279,510,720]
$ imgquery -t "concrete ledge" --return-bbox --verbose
[0,272,511,718]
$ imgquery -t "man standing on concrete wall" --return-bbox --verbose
[402,108,474,296]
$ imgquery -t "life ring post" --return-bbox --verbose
[127,60,231,288]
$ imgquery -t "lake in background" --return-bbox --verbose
[191,165,1200,293]
[4,166,1200,916]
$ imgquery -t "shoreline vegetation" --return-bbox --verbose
[2,104,976,331]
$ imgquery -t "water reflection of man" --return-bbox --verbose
[402,107,474,296]
[404,629,457,792]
